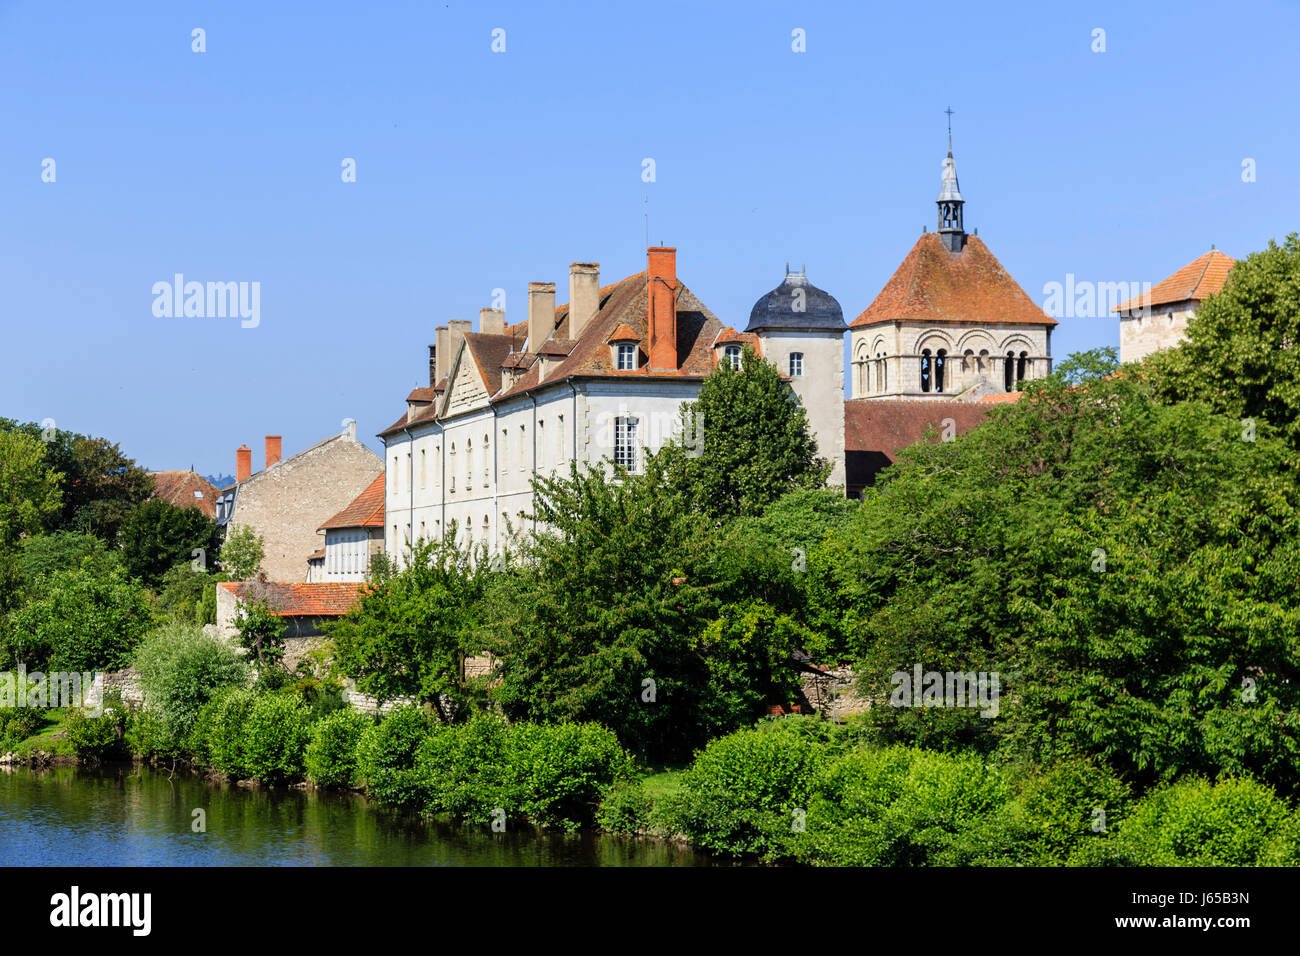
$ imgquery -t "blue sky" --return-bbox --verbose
[3,0,1296,477]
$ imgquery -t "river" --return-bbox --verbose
[0,765,722,866]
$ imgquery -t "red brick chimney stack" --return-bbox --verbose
[647,246,678,371]
[236,445,252,483]
[265,435,282,469]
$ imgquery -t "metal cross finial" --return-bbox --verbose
[944,107,954,152]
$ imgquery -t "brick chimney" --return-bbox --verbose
[647,246,678,371]
[265,435,282,469]
[448,319,472,371]
[528,282,555,352]
[479,307,505,335]
[435,326,449,382]
[568,262,600,340]
[236,444,252,483]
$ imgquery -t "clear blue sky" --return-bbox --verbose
[3,0,1296,477]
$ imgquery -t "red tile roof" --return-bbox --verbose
[406,387,437,403]
[1114,249,1235,312]
[218,580,365,617]
[978,391,1022,404]
[318,474,385,530]
[845,399,993,489]
[150,470,220,519]
[852,233,1056,329]
[306,548,325,561]
[606,324,639,342]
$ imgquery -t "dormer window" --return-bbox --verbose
[725,345,742,370]
[617,343,637,370]
[788,352,803,377]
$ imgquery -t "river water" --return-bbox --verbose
[0,765,720,866]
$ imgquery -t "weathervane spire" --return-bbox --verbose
[945,106,954,154]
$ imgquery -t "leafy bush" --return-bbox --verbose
[242,693,311,784]
[797,746,1012,866]
[126,707,180,760]
[64,707,125,758]
[668,717,832,857]
[416,713,510,821]
[505,721,634,830]
[1009,759,1131,864]
[305,710,371,788]
[8,565,151,671]
[0,707,40,745]
[355,706,433,805]
[1075,776,1297,866]
[597,781,653,834]
[190,686,256,776]
[132,622,247,744]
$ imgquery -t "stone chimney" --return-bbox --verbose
[236,444,252,483]
[435,326,450,382]
[448,319,472,371]
[647,246,678,371]
[568,263,600,340]
[265,435,282,469]
[480,307,506,336]
[528,282,555,352]
[345,419,356,440]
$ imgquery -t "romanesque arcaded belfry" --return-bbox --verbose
[745,266,847,486]
[849,135,1056,401]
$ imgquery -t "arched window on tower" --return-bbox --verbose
[935,349,947,392]
[1017,351,1028,384]
[1004,352,1015,392]
[920,349,932,393]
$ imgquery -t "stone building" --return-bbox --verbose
[849,138,1056,401]
[216,577,365,669]
[215,426,383,582]
[1115,248,1235,364]
[307,473,385,582]
[379,246,848,560]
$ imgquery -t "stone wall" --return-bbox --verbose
[1119,303,1195,364]
[800,666,871,720]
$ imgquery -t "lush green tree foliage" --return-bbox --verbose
[219,525,265,580]
[117,498,219,588]
[132,622,247,743]
[7,564,151,671]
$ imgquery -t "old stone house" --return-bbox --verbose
[216,426,383,581]
[1115,248,1235,364]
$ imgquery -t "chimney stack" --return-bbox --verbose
[236,444,252,483]
[568,263,600,339]
[479,307,506,336]
[647,246,678,371]
[448,319,472,371]
[265,435,282,469]
[435,326,450,382]
[527,282,555,352]
[428,344,437,386]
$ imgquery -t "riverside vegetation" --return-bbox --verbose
[4,236,1300,864]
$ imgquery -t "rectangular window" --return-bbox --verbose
[392,458,398,493]
[614,416,639,472]
[501,428,509,476]
[538,420,545,469]
[617,344,636,370]
[420,450,426,488]
[519,425,526,471]
[789,352,803,377]
[557,414,565,463]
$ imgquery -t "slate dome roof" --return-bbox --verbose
[745,266,846,334]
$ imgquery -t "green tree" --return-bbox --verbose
[132,622,248,743]
[117,499,220,588]
[329,535,485,722]
[231,597,287,670]
[219,525,265,580]
[8,564,152,671]
[0,428,62,550]
[658,344,830,520]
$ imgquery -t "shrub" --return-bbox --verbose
[0,707,40,746]
[416,713,510,821]
[355,706,433,805]
[1077,776,1295,866]
[132,622,247,744]
[506,722,634,830]
[126,707,180,760]
[191,687,256,776]
[597,781,653,834]
[305,710,371,788]
[669,717,832,857]
[798,746,1013,866]
[1009,759,1131,864]
[243,693,311,784]
[65,707,125,758]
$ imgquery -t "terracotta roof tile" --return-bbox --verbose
[306,548,325,561]
[1114,249,1236,312]
[150,470,220,519]
[406,387,437,403]
[844,399,991,488]
[318,474,385,530]
[218,580,365,617]
[852,233,1056,329]
[606,324,639,342]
